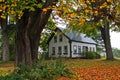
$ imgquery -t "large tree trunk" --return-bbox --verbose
[100,22,114,60]
[0,18,10,61]
[15,0,57,66]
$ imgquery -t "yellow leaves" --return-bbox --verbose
[84,9,89,13]
[91,0,95,2]
[94,10,98,16]
[68,13,78,18]
[83,4,87,8]
[79,17,85,25]
[11,3,17,7]
[0,9,2,12]
[79,0,83,4]
[0,0,2,2]
[42,8,48,12]
[0,5,7,13]
[100,5,105,9]
[62,7,66,10]
[107,0,113,2]
[0,15,6,19]
[56,11,62,16]
[86,0,90,4]
[99,2,108,9]
[18,11,23,19]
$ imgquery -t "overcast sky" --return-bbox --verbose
[110,31,120,49]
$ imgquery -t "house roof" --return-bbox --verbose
[58,27,97,44]
[47,27,97,44]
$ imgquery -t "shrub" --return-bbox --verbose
[0,59,72,80]
[85,52,101,59]
[0,74,24,80]
[31,59,71,80]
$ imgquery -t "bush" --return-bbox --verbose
[0,74,24,80]
[0,59,72,80]
[85,52,101,59]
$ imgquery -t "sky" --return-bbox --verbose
[110,31,120,49]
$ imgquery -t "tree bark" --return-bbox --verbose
[0,18,10,61]
[15,0,57,66]
[100,22,114,60]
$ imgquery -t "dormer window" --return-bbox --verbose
[59,35,62,42]
[54,36,57,43]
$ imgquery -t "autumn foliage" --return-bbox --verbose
[57,59,120,80]
[0,59,120,80]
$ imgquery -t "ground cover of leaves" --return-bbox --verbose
[0,59,120,80]
[0,61,14,76]
[57,59,120,80]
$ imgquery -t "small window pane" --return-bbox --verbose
[64,46,68,55]
[52,47,55,55]
[73,45,77,54]
[83,46,88,56]
[78,46,81,53]
[59,35,62,42]
[54,36,57,43]
[58,46,62,55]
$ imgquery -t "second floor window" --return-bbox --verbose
[52,47,55,55]
[59,35,62,42]
[54,36,57,43]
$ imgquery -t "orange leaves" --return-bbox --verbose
[107,0,113,2]
[84,9,89,13]
[79,0,83,4]
[0,5,7,13]
[0,0,2,2]
[94,10,98,16]
[57,59,120,80]
[42,8,48,12]
[79,17,85,25]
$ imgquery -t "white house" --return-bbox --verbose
[47,27,97,58]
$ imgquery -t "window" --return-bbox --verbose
[54,36,57,43]
[64,46,68,55]
[90,47,92,52]
[73,45,77,54]
[93,47,95,52]
[59,35,62,42]
[78,46,81,54]
[58,46,62,55]
[52,47,55,55]
[83,46,88,56]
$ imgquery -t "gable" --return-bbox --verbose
[58,27,97,44]
[47,27,97,45]
[47,28,70,44]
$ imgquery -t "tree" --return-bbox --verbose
[0,0,10,61]
[0,0,120,66]
[0,0,58,66]
[15,0,58,66]
[53,0,120,60]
